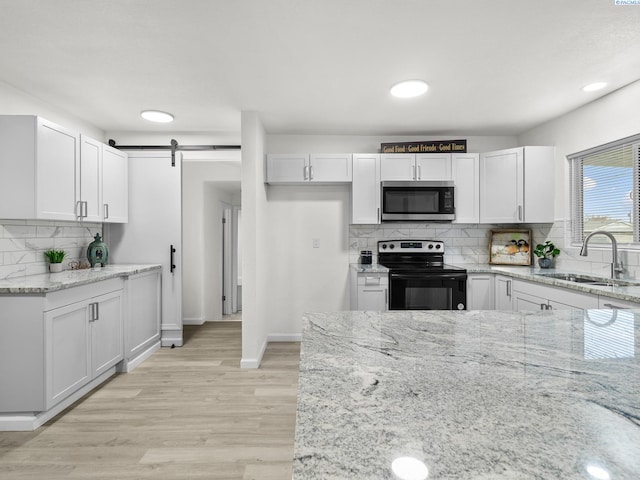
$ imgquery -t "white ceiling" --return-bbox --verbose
[1,0,639,137]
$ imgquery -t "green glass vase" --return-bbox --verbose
[87,233,109,267]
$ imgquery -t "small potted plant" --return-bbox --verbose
[533,241,560,269]
[44,249,66,273]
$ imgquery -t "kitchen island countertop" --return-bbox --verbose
[0,264,162,294]
[293,309,640,479]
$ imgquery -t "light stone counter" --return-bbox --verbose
[293,310,640,479]
[350,263,390,274]
[465,264,640,304]
[0,264,162,294]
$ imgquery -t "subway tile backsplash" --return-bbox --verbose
[350,220,640,280]
[0,219,102,279]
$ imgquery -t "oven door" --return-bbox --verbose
[389,271,467,310]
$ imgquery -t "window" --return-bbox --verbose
[569,134,640,246]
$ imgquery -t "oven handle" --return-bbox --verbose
[390,272,467,281]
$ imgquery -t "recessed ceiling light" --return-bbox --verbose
[582,82,607,92]
[141,110,174,123]
[390,80,429,98]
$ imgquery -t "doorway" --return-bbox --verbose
[222,201,242,319]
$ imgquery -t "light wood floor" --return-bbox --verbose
[0,322,301,479]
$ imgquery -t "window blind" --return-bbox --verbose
[569,134,640,246]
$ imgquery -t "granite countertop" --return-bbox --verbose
[350,263,389,274]
[294,310,640,479]
[0,264,162,294]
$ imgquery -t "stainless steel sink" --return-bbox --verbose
[535,272,640,287]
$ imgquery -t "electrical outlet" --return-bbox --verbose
[312,238,320,248]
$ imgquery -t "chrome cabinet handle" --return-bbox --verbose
[303,165,309,180]
[412,165,416,180]
[83,201,88,218]
[417,165,422,180]
[506,280,511,298]
[309,165,314,180]
[104,204,109,219]
[518,205,523,221]
[77,201,83,218]
[89,302,99,321]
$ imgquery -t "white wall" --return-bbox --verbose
[518,80,640,277]
[0,80,103,139]
[182,161,241,324]
[267,134,517,154]
[241,112,269,368]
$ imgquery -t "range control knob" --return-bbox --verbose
[428,244,434,249]
[381,244,387,249]
[389,244,395,249]
[435,244,441,249]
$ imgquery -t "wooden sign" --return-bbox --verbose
[381,140,467,154]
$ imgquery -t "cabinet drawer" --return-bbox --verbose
[357,274,388,286]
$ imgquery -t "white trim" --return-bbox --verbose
[240,337,268,369]
[182,316,205,326]
[161,328,183,347]
[0,367,116,431]
[267,333,302,342]
[117,342,161,373]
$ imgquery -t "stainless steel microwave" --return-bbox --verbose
[381,180,455,221]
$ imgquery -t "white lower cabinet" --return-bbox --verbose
[467,274,494,310]
[0,271,160,431]
[494,275,513,310]
[511,279,598,311]
[121,270,162,371]
[350,270,388,310]
[45,288,123,409]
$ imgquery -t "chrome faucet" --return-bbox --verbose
[579,231,624,279]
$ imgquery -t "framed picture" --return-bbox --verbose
[489,229,532,266]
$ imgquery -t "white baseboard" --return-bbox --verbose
[161,328,183,347]
[267,333,302,342]
[240,334,301,368]
[183,316,205,326]
[117,342,161,373]
[0,367,117,431]
[240,337,268,369]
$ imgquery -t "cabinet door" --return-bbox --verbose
[467,274,494,310]
[266,154,309,183]
[79,135,103,221]
[309,154,352,182]
[523,146,555,222]
[494,275,513,310]
[351,154,380,224]
[36,118,80,221]
[126,270,161,359]
[90,290,124,377]
[415,154,452,180]
[45,300,91,409]
[380,154,416,180]
[357,285,387,311]
[452,153,480,223]
[512,291,547,311]
[480,147,523,223]
[102,144,128,223]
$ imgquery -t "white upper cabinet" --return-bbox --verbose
[380,154,416,180]
[266,153,352,184]
[452,153,479,223]
[381,153,452,181]
[0,115,128,222]
[480,146,554,223]
[79,135,103,222]
[0,116,80,221]
[102,144,128,223]
[416,154,452,180]
[351,153,380,224]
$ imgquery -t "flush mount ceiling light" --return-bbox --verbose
[141,110,174,123]
[582,82,607,92]
[390,80,429,98]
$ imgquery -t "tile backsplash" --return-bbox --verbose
[0,219,102,279]
[350,220,640,280]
